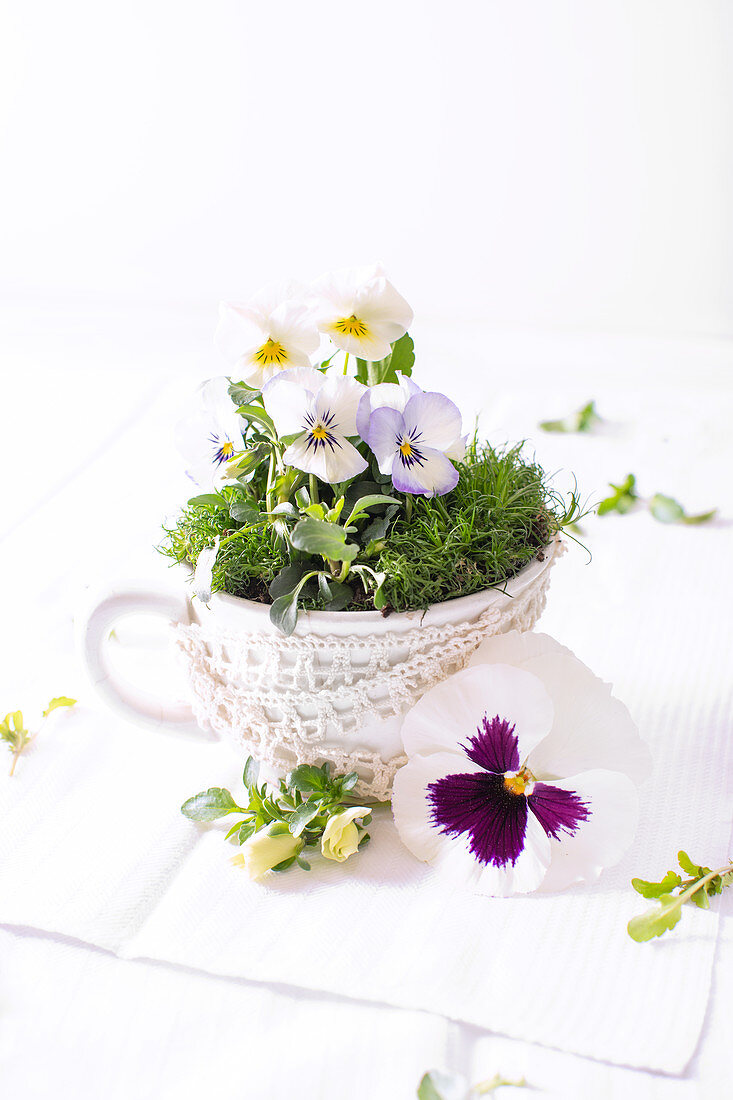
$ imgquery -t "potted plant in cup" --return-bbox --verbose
[80,265,580,799]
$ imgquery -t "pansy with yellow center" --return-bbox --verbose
[262,367,368,484]
[364,391,465,496]
[312,263,413,362]
[174,376,244,491]
[392,631,651,896]
[216,281,320,387]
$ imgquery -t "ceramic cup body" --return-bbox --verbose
[78,540,561,792]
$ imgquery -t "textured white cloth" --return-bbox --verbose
[1,328,733,1091]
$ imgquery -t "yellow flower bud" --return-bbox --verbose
[321,807,370,863]
[232,828,303,880]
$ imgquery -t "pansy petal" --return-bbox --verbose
[433,809,552,897]
[365,405,403,469]
[522,652,652,785]
[400,664,554,764]
[322,324,393,362]
[536,769,640,892]
[356,382,410,441]
[391,750,484,863]
[314,376,366,438]
[391,446,458,497]
[262,377,312,437]
[214,302,264,363]
[445,433,468,462]
[469,630,575,670]
[402,392,462,450]
[283,432,367,483]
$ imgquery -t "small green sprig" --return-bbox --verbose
[181,757,372,876]
[1,697,77,776]
[628,851,733,942]
[540,400,600,434]
[598,474,716,524]
[418,1070,528,1099]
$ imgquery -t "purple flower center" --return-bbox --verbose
[427,714,591,868]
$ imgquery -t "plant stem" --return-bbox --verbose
[309,474,319,505]
[266,449,276,515]
[679,863,733,904]
[9,751,20,777]
[343,351,350,376]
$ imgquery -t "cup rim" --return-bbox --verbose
[188,535,562,635]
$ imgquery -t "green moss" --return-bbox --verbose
[160,440,580,612]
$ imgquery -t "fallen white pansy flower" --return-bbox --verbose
[392,631,651,896]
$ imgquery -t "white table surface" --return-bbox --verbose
[2,303,732,1099]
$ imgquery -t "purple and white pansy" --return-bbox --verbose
[392,631,651,896]
[364,390,466,497]
[262,367,368,483]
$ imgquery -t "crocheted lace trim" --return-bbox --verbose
[173,539,564,800]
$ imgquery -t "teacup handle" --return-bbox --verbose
[78,581,205,737]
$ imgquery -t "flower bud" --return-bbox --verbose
[232,828,303,880]
[321,807,370,863]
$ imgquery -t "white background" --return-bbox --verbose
[1,0,732,338]
[2,4,733,1099]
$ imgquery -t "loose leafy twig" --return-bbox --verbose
[418,1069,529,1099]
[182,757,372,876]
[1,697,77,776]
[598,474,716,524]
[540,400,600,434]
[628,851,733,942]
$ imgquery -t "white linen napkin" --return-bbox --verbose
[1,367,731,1075]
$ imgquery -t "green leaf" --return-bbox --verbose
[187,493,226,508]
[268,563,309,600]
[677,850,705,877]
[228,382,262,405]
[631,871,682,898]
[320,579,353,611]
[417,1070,466,1100]
[43,697,76,717]
[269,589,300,636]
[388,332,415,377]
[693,889,711,909]
[540,400,599,434]
[683,509,717,525]
[598,474,638,516]
[627,894,683,942]
[649,494,685,524]
[289,801,321,837]
[339,771,359,792]
[229,501,260,525]
[287,764,328,794]
[235,403,276,435]
[290,517,359,562]
[345,494,401,528]
[242,756,260,790]
[238,823,256,844]
[181,787,240,822]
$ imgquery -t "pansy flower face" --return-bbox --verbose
[392,632,650,896]
[216,282,320,388]
[174,377,244,490]
[365,391,464,497]
[262,367,368,484]
[312,263,413,362]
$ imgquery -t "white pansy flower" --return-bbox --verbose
[175,376,244,490]
[216,281,320,388]
[312,263,413,362]
[262,367,368,484]
[392,631,651,897]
